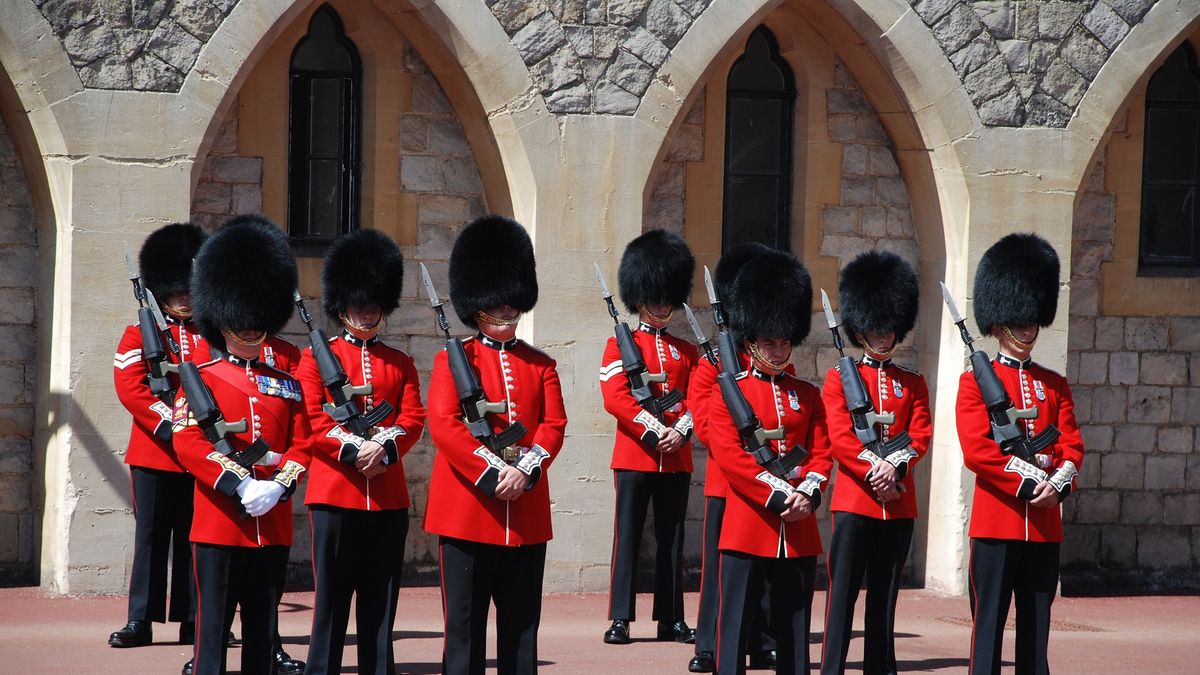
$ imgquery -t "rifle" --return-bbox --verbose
[419,263,528,459]
[293,292,393,438]
[716,369,807,479]
[703,266,741,377]
[178,361,270,470]
[940,282,1059,474]
[819,289,913,471]
[682,304,717,366]
[593,263,683,418]
[124,242,180,400]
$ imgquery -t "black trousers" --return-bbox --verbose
[192,543,288,675]
[439,536,546,675]
[820,513,914,675]
[306,506,409,675]
[717,552,816,675]
[127,466,195,624]
[968,538,1059,675]
[607,469,689,622]
[695,496,774,658]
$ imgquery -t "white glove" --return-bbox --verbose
[241,480,285,517]
[235,476,253,498]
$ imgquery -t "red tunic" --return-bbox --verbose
[822,358,933,520]
[261,334,301,375]
[600,325,698,473]
[172,354,312,547]
[113,317,211,472]
[297,333,426,511]
[956,355,1085,542]
[707,369,834,558]
[423,335,568,546]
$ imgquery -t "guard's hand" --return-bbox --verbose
[241,480,285,517]
[657,429,685,454]
[780,492,813,522]
[875,484,902,502]
[868,460,898,492]
[1030,480,1059,508]
[494,466,531,501]
[356,440,388,477]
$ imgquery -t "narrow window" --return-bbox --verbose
[722,26,796,252]
[1139,42,1200,276]
[288,4,361,254]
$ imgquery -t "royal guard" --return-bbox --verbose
[819,251,932,675]
[705,250,833,675]
[110,223,208,649]
[423,215,568,675]
[171,215,312,675]
[600,230,699,647]
[687,242,777,673]
[297,228,427,675]
[956,233,1084,675]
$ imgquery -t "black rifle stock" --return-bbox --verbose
[126,269,179,400]
[969,350,1060,465]
[717,371,807,479]
[613,319,683,417]
[293,294,393,438]
[178,362,269,468]
[835,353,914,460]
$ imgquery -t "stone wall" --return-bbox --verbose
[192,39,488,585]
[1063,142,1200,591]
[0,111,38,584]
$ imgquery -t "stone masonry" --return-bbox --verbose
[485,0,714,115]
[907,0,1155,127]
[190,104,262,232]
[34,0,241,91]
[0,112,38,584]
[1063,139,1200,591]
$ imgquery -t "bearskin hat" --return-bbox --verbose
[714,242,773,305]
[973,232,1060,337]
[191,214,298,350]
[322,228,403,325]
[728,249,812,345]
[838,250,919,348]
[617,229,695,314]
[448,215,538,328]
[138,222,207,301]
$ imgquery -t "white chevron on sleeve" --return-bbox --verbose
[114,349,143,370]
[598,360,624,382]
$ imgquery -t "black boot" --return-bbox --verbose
[657,620,696,644]
[688,651,715,672]
[180,658,193,675]
[108,620,152,648]
[275,648,305,674]
[603,619,630,645]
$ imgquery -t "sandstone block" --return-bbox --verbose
[998,39,1031,73]
[827,89,872,116]
[1061,525,1099,565]
[861,206,886,237]
[622,25,669,68]
[650,162,684,197]
[644,0,692,48]
[1082,0,1130,50]
[664,124,702,162]
[1068,316,1094,350]
[491,0,547,32]
[842,144,868,175]
[0,475,30,512]
[1107,0,1154,25]
[399,116,429,153]
[190,181,230,214]
[820,235,872,262]
[1026,92,1071,128]
[876,177,909,206]
[1099,524,1136,568]
[1145,455,1186,490]
[443,157,482,195]
[606,49,654,96]
[1092,386,1127,425]
[1171,387,1200,424]
[1168,318,1200,351]
[950,34,997,77]
[1041,60,1087,110]
[418,195,470,225]
[1061,28,1108,81]
[932,4,984,55]
[1113,424,1156,454]
[1071,240,1112,278]
[1068,278,1098,317]
[1077,351,1107,384]
[545,84,592,113]
[886,208,914,237]
[1080,424,1113,452]
[1126,318,1168,350]
[827,114,855,142]
[1128,386,1171,424]
[913,0,957,25]
[594,81,639,114]
[174,2,224,41]
[1099,452,1142,489]
[1075,490,1119,523]
[821,206,858,235]
[964,57,1013,107]
[230,183,261,215]
[1140,353,1187,386]
[411,74,452,114]
[532,47,584,94]
[608,0,650,25]
[867,146,900,176]
[512,12,567,65]
[400,156,444,193]
[1164,493,1200,526]
[1038,2,1086,40]
[1095,317,1124,350]
[1187,454,1200,490]
[1120,491,1162,524]
[1137,527,1192,569]
[1107,351,1137,385]
[1157,427,1193,454]
[840,177,874,206]
[974,1,1015,38]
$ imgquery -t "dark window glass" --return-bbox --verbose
[287,5,361,255]
[722,26,795,253]
[1139,42,1200,275]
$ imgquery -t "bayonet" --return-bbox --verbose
[703,265,726,327]
[420,263,452,337]
[145,288,180,355]
[820,288,846,357]
[124,241,147,305]
[683,303,717,365]
[594,263,620,322]
[940,281,975,348]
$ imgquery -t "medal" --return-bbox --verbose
[1033,380,1046,401]
[669,344,680,361]
[788,390,800,411]
[893,380,904,399]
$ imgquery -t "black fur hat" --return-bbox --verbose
[139,222,207,301]
[728,249,812,345]
[322,228,403,324]
[973,232,1060,337]
[617,230,695,314]
[838,251,919,348]
[449,215,538,328]
[714,242,773,304]
[191,214,298,350]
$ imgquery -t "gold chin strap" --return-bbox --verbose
[639,306,674,327]
[340,313,382,339]
[748,340,788,375]
[222,328,267,347]
[1001,325,1037,351]
[863,342,896,360]
[477,310,521,326]
[162,304,192,320]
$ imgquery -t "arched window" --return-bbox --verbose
[288,5,362,253]
[722,26,796,252]
[1140,42,1200,276]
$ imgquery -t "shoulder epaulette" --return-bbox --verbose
[893,362,920,375]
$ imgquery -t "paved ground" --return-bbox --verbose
[1,586,1198,673]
